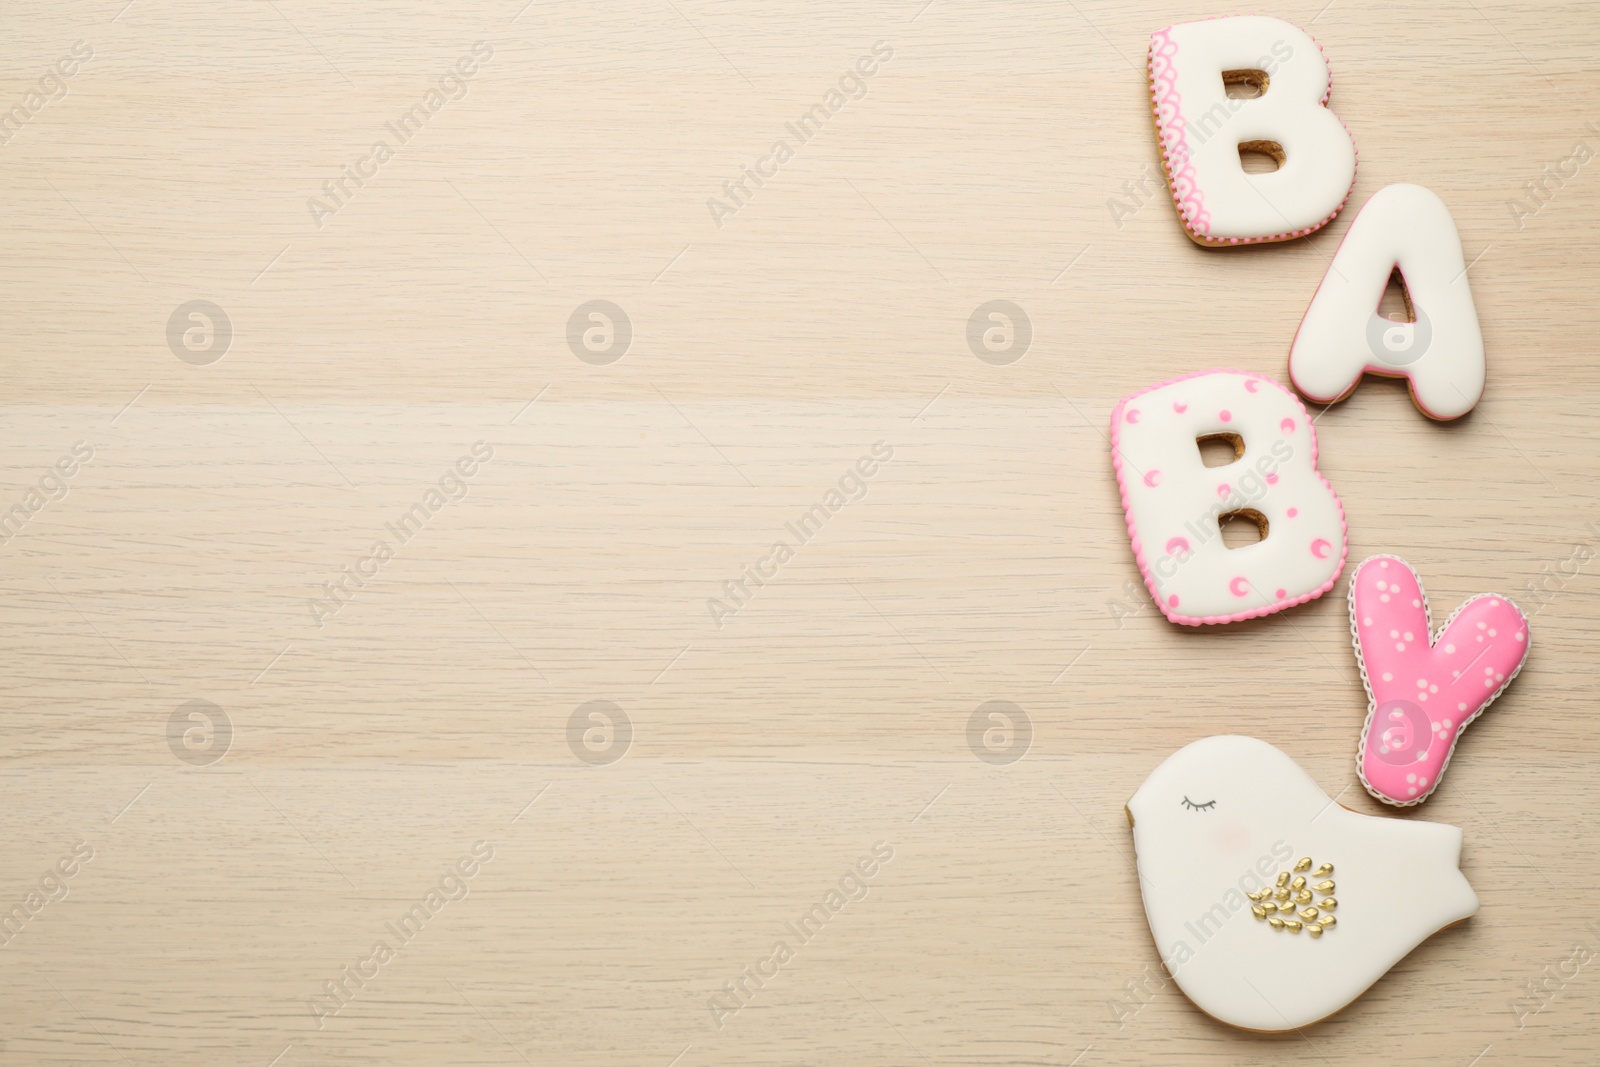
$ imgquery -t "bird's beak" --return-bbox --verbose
[1125,779,1152,827]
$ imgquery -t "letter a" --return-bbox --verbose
[1290,184,1485,420]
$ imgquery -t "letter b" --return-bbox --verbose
[1149,15,1356,244]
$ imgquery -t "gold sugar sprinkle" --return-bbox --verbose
[1254,855,1340,940]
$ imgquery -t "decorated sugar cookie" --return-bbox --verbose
[1290,185,1486,420]
[1147,15,1357,245]
[1128,735,1479,1032]
[1350,555,1530,806]
[1110,370,1347,626]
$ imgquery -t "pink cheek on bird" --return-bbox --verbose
[1211,822,1250,854]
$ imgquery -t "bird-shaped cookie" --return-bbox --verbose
[1126,735,1478,1031]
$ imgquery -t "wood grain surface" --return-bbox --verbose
[2,1,1597,1063]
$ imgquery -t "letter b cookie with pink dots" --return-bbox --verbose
[1111,369,1348,626]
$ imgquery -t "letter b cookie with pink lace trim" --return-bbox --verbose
[1148,15,1357,245]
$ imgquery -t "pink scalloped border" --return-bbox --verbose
[1108,368,1350,627]
[1146,14,1360,246]
[1149,28,1211,235]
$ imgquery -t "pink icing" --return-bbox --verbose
[1146,17,1359,245]
[1349,555,1531,806]
[1109,368,1348,627]
[1148,28,1211,235]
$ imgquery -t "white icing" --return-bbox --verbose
[1111,371,1346,625]
[1128,736,1479,1032]
[1153,16,1357,242]
[1290,184,1486,419]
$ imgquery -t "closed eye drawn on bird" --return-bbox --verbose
[1181,796,1216,811]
